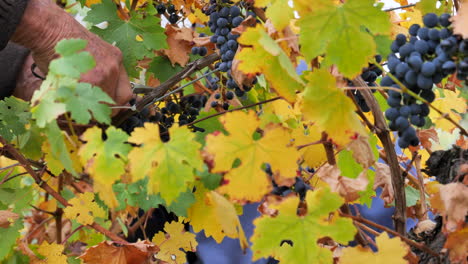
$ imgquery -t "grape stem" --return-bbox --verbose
[112,53,221,126]
[372,60,468,137]
[383,4,416,12]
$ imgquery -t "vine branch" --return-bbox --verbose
[112,53,221,126]
[351,77,407,235]
[340,213,440,258]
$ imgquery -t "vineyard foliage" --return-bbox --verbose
[0,0,467,263]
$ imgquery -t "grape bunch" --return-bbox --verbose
[203,0,258,101]
[266,164,313,200]
[156,2,179,24]
[382,13,467,148]
[351,55,383,112]
[119,94,208,141]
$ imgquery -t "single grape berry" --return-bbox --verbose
[211,101,218,107]
[226,91,234,100]
[214,93,221,99]
[423,13,439,28]
[395,34,407,46]
[169,13,179,24]
[167,4,176,13]
[191,47,200,55]
[199,47,208,56]
[409,24,420,36]
[385,108,399,121]
[156,4,166,14]
[439,13,451,27]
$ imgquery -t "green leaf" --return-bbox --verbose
[85,0,167,77]
[166,189,196,217]
[45,122,76,175]
[337,150,363,179]
[0,221,23,261]
[0,97,31,142]
[298,0,391,77]
[55,38,87,57]
[148,56,183,83]
[113,178,164,211]
[58,82,114,124]
[416,0,446,15]
[251,188,356,263]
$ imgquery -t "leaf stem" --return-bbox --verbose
[383,4,416,12]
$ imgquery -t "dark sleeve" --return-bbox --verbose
[0,0,30,50]
[0,43,30,99]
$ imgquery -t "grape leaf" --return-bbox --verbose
[128,123,203,204]
[187,185,247,248]
[291,125,327,168]
[255,0,294,31]
[152,220,197,263]
[205,111,300,202]
[43,122,77,175]
[79,126,131,184]
[301,69,366,146]
[0,220,22,261]
[428,89,466,132]
[236,26,304,103]
[251,188,356,263]
[85,0,167,76]
[0,97,31,142]
[57,82,114,124]
[148,56,183,83]
[113,178,164,211]
[79,240,158,264]
[340,233,409,264]
[64,192,106,225]
[37,242,67,264]
[298,0,391,77]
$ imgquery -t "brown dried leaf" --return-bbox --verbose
[161,25,194,67]
[79,241,159,264]
[347,135,375,168]
[444,227,468,263]
[0,210,19,228]
[317,164,368,202]
[417,129,438,151]
[452,3,468,38]
[373,163,394,204]
[430,183,468,232]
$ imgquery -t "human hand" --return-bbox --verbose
[11,0,132,110]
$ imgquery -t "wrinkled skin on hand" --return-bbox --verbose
[12,0,132,111]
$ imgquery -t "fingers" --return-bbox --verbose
[115,65,133,106]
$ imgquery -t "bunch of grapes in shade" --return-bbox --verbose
[156,2,179,24]
[266,164,313,201]
[381,12,468,148]
[120,94,208,141]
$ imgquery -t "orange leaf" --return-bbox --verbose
[79,241,158,264]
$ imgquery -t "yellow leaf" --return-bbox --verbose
[128,124,203,204]
[37,241,67,264]
[63,192,106,225]
[399,9,423,29]
[428,89,466,132]
[152,220,197,263]
[236,26,304,103]
[187,185,247,248]
[205,111,300,202]
[85,0,102,7]
[301,69,366,146]
[291,125,327,167]
[341,232,409,264]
